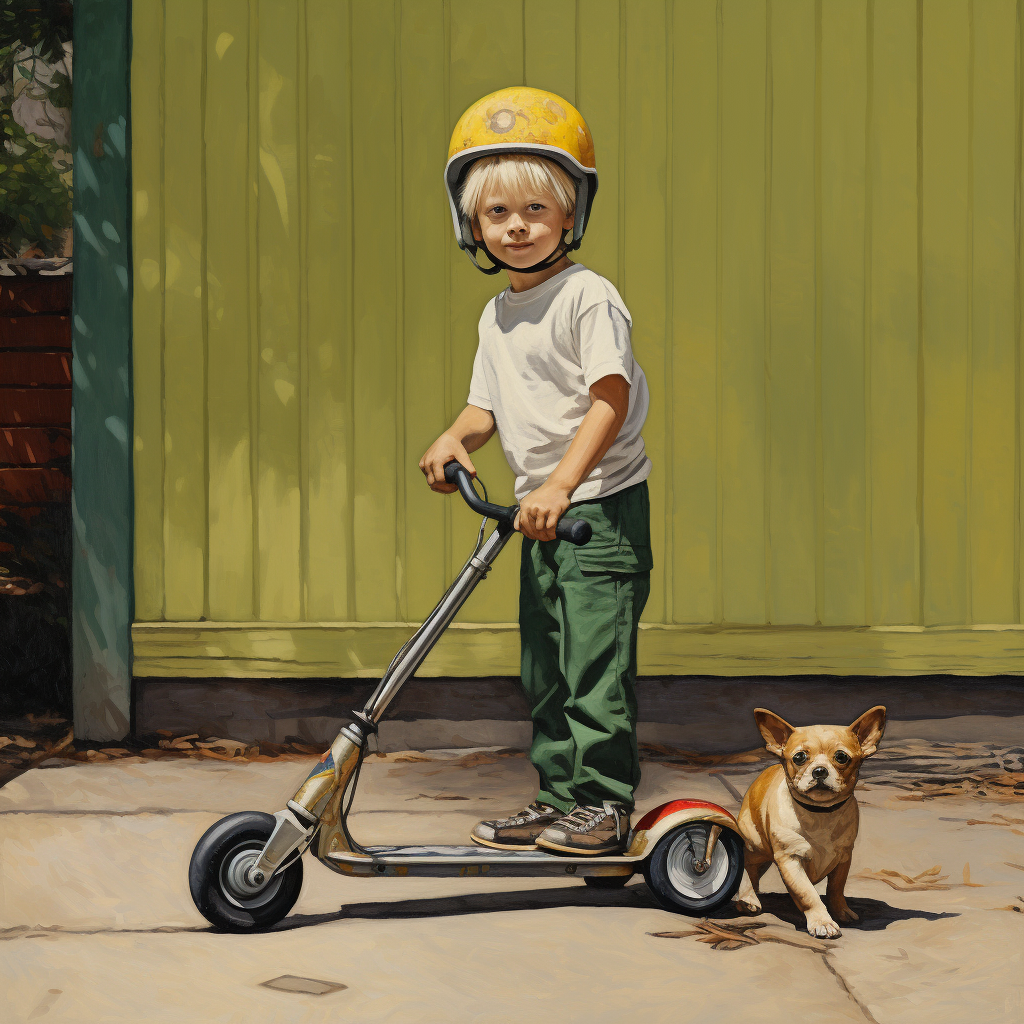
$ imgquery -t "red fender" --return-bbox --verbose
[634,799,737,832]
[627,799,740,859]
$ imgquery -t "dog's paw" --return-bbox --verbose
[805,911,842,939]
[734,896,762,915]
[829,901,859,923]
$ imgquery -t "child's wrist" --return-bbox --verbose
[544,473,576,498]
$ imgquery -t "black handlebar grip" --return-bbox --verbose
[443,460,464,485]
[555,516,592,546]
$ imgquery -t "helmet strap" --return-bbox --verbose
[470,229,579,276]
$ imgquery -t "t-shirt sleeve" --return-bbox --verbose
[466,342,493,411]
[577,301,634,389]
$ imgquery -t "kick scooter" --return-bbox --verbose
[189,461,746,932]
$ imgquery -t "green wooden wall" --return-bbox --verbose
[130,0,1024,677]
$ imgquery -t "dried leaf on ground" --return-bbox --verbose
[962,863,983,887]
[639,742,766,766]
[855,865,952,891]
[285,742,323,755]
[648,919,831,953]
[967,814,1024,827]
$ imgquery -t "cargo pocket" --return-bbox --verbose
[569,481,653,574]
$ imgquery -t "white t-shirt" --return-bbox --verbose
[467,262,652,504]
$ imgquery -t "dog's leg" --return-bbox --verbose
[826,856,858,923]
[735,855,769,915]
[775,854,842,938]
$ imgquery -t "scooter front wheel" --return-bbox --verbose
[642,821,744,916]
[189,811,304,932]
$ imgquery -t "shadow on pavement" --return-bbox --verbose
[731,892,960,932]
[268,886,958,935]
[273,881,660,931]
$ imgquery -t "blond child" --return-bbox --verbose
[419,88,652,855]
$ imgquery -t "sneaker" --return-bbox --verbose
[470,801,563,851]
[534,802,631,856]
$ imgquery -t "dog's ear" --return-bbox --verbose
[849,705,886,757]
[753,708,794,757]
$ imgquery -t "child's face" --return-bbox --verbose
[471,189,574,270]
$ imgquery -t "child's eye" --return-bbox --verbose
[490,205,506,214]
[528,203,545,211]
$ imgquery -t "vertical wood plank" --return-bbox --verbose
[206,0,254,620]
[256,0,302,621]
[921,0,969,625]
[869,0,919,624]
[401,0,450,622]
[768,0,817,624]
[624,0,668,623]
[720,0,767,623]
[524,0,575,103]
[306,0,355,621]
[820,0,868,625]
[351,1,399,621]
[131,0,165,620]
[447,0,524,622]
[162,2,207,620]
[971,0,1017,623]
[672,0,718,624]
[575,0,620,287]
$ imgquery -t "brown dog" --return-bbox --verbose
[734,705,886,938]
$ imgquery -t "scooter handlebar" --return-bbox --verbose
[443,460,591,546]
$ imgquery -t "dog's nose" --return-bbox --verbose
[811,766,829,780]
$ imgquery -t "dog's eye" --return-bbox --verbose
[834,750,851,765]
[792,751,808,765]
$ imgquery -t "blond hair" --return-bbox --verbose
[459,153,576,220]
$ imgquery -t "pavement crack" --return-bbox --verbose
[821,953,879,1024]
[0,924,207,940]
[0,808,223,816]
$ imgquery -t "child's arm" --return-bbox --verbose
[515,373,629,540]
[419,404,496,494]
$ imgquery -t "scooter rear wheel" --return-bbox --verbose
[643,821,744,916]
[189,811,304,932]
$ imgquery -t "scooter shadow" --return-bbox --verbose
[272,881,659,931]
[272,887,959,934]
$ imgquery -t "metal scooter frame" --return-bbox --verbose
[243,464,733,892]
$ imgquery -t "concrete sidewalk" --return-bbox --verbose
[1,745,1022,1023]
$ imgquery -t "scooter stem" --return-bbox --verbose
[287,519,517,847]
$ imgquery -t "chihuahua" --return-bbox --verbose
[734,705,886,938]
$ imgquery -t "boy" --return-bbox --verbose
[419,87,652,855]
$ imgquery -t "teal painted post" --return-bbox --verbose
[70,0,133,740]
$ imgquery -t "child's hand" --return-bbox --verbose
[514,482,572,541]
[419,434,477,494]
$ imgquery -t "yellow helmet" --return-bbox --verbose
[444,86,599,274]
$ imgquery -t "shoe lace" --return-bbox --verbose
[561,803,625,839]
[497,802,552,827]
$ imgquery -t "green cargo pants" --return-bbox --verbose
[519,479,653,814]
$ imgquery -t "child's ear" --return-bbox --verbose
[471,216,482,243]
[753,708,794,758]
[562,209,574,231]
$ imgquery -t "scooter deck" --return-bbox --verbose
[326,844,640,878]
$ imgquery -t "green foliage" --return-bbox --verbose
[0,2,73,260]
[0,2,74,64]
